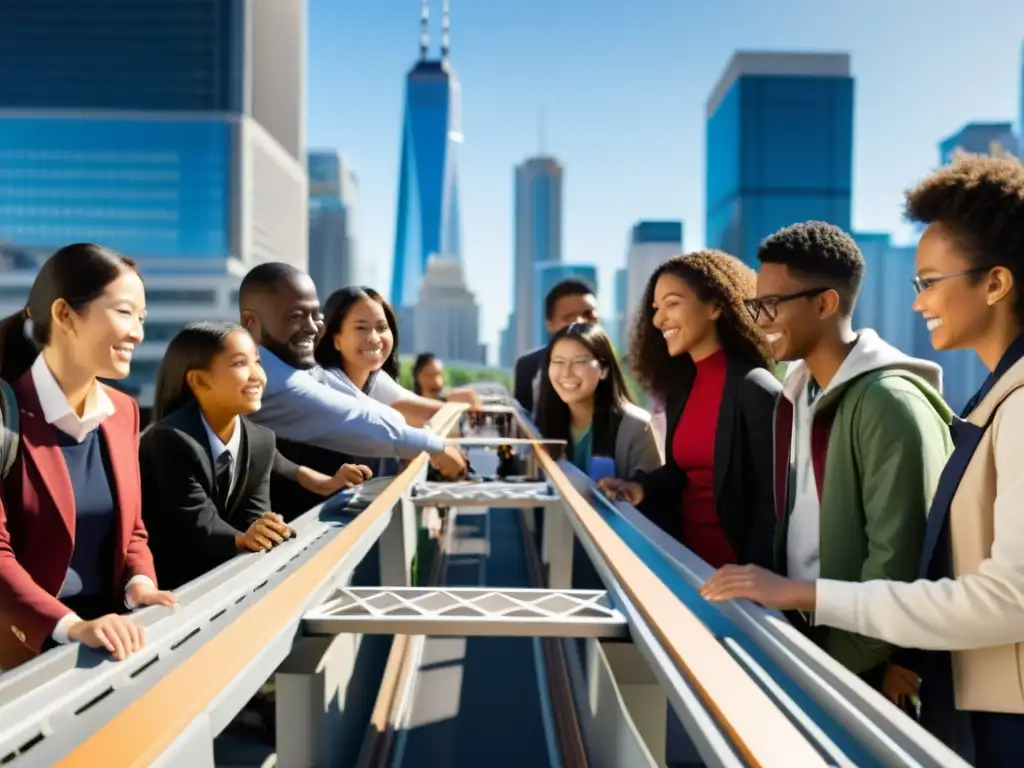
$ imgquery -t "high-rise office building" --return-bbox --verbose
[625,221,683,347]
[415,256,481,364]
[613,267,629,351]
[0,0,307,273]
[514,156,564,356]
[706,52,854,265]
[391,0,463,318]
[939,122,1017,164]
[532,262,597,350]
[0,0,308,408]
[308,150,358,296]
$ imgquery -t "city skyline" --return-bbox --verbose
[310,0,1024,363]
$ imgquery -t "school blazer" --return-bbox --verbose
[635,354,781,568]
[139,401,276,590]
[611,402,664,479]
[0,372,156,668]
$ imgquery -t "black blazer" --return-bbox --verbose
[514,346,546,416]
[139,401,276,589]
[636,354,780,568]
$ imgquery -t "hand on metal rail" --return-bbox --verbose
[126,581,178,610]
[236,512,292,552]
[330,463,374,492]
[700,564,817,612]
[430,443,468,479]
[595,477,644,506]
[67,613,146,662]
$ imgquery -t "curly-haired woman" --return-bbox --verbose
[598,250,780,568]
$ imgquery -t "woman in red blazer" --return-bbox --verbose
[0,243,175,670]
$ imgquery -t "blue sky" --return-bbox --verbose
[307,0,1024,362]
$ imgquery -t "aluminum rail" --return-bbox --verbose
[0,404,466,768]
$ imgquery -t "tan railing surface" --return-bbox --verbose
[0,389,969,768]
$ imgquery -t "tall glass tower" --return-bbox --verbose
[391,0,463,314]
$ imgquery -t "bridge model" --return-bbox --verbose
[0,386,968,767]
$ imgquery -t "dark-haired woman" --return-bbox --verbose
[598,250,780,569]
[535,323,662,480]
[315,288,478,428]
[702,155,1024,765]
[142,322,371,589]
[0,243,176,669]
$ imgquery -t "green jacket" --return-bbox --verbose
[773,332,954,674]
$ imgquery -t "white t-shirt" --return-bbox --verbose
[786,382,822,580]
[366,370,407,406]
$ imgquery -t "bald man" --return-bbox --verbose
[238,263,466,481]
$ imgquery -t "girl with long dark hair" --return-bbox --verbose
[315,287,477,427]
[535,323,661,479]
[598,250,781,568]
[0,243,175,669]
[143,322,370,588]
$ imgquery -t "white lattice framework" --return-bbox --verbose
[302,587,627,638]
[410,481,559,507]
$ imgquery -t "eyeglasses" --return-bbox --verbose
[911,267,989,295]
[549,356,599,371]
[744,288,829,323]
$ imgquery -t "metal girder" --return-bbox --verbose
[410,481,560,507]
[302,587,627,639]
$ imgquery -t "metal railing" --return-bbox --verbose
[0,388,970,768]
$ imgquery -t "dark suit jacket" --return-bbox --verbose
[637,354,781,568]
[0,371,156,669]
[139,401,275,590]
[513,347,546,416]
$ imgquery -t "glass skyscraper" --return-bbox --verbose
[706,52,854,265]
[514,156,564,356]
[0,0,307,273]
[939,122,1017,164]
[391,57,463,311]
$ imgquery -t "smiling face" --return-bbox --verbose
[243,273,321,369]
[546,293,598,337]
[188,329,266,416]
[650,272,720,359]
[416,358,445,396]
[334,297,393,376]
[52,269,147,380]
[911,222,1012,353]
[752,262,834,362]
[548,337,605,406]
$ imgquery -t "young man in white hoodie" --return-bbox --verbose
[704,221,954,701]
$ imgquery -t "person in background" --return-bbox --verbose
[236,264,465,519]
[702,155,1024,765]
[535,323,662,480]
[315,288,478,429]
[412,353,444,399]
[706,221,952,706]
[514,279,598,416]
[0,243,176,669]
[142,322,371,589]
[598,251,780,569]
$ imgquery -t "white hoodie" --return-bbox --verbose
[783,329,944,580]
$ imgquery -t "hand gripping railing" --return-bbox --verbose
[0,404,466,768]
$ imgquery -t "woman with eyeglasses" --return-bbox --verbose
[702,155,1024,765]
[535,323,662,481]
[598,251,780,568]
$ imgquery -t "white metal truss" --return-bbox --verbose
[410,481,560,507]
[302,587,627,639]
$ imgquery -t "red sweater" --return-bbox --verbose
[671,349,736,568]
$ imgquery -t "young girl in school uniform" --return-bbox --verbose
[0,243,176,669]
[142,322,371,589]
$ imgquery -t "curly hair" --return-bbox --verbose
[756,221,865,314]
[629,250,773,398]
[905,153,1024,321]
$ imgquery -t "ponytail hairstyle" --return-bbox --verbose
[0,243,137,382]
[152,322,244,422]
